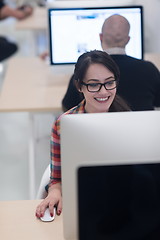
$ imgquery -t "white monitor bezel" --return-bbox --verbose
[61,110,160,240]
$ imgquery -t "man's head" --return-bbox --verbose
[100,14,130,50]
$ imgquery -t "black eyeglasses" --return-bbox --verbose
[81,80,117,92]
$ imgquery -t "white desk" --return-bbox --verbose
[16,7,47,30]
[16,7,48,55]
[0,57,71,112]
[0,57,72,199]
[144,53,160,70]
[0,200,65,240]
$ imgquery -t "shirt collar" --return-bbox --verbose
[105,47,126,55]
[77,99,86,113]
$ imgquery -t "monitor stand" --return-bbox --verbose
[50,64,74,75]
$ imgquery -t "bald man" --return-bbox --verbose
[100,14,130,52]
[62,14,160,111]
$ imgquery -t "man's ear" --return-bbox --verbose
[99,33,103,43]
[126,36,130,45]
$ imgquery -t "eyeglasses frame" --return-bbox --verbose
[81,80,117,92]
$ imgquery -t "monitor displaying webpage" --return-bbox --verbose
[48,6,143,64]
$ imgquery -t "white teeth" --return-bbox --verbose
[96,97,108,101]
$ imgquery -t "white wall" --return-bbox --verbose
[133,0,160,53]
[96,0,160,53]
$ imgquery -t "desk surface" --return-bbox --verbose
[0,53,159,113]
[16,7,47,30]
[145,53,160,70]
[0,200,65,240]
[0,57,72,112]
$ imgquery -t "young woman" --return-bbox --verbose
[35,50,130,218]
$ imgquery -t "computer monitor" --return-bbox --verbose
[77,164,160,240]
[61,110,160,240]
[48,5,143,65]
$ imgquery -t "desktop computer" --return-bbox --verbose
[61,110,160,240]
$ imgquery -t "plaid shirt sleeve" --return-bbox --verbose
[49,117,61,186]
[46,100,86,190]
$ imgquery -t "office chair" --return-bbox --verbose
[36,164,50,199]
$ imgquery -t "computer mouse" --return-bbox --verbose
[40,207,56,222]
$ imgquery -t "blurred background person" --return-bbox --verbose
[0,0,33,62]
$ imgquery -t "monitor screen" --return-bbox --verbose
[48,5,143,65]
[60,110,160,240]
[78,164,160,240]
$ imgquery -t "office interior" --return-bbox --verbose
[0,0,160,202]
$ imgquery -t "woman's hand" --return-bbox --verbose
[35,183,62,218]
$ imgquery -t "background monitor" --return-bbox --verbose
[61,110,160,240]
[48,5,143,65]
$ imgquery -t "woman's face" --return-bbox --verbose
[80,63,116,113]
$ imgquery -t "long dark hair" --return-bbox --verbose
[74,50,130,112]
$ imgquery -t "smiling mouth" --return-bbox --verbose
[95,97,109,102]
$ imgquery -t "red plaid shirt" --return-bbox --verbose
[48,100,86,188]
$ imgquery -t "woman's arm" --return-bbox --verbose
[35,117,62,218]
